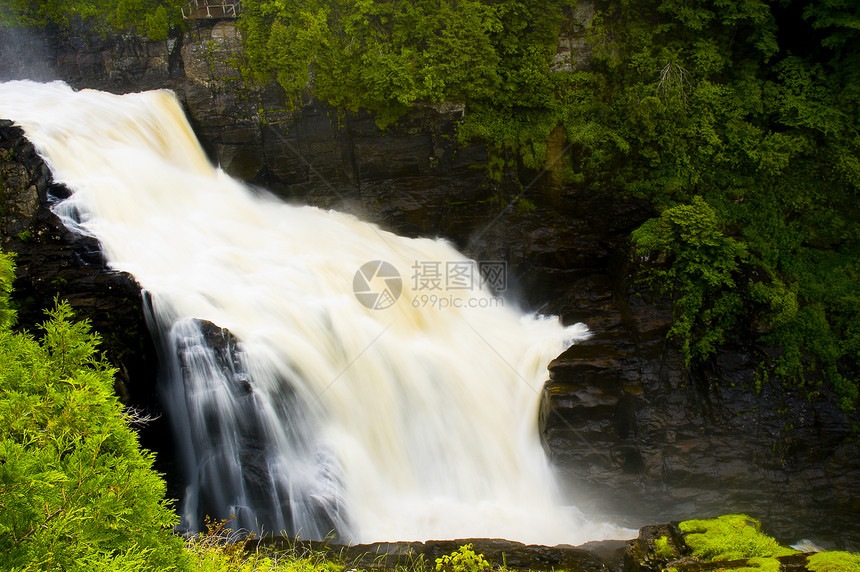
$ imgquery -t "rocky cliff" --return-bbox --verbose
[1,18,858,548]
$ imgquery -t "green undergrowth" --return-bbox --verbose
[436,544,490,572]
[188,535,495,572]
[185,520,344,572]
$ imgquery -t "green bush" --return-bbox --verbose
[188,531,345,572]
[0,250,187,571]
[632,196,749,364]
[435,544,490,572]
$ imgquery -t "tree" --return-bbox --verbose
[0,250,188,571]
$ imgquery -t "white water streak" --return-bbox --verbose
[0,80,626,544]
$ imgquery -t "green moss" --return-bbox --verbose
[654,535,674,559]
[807,551,860,572]
[720,556,781,571]
[678,514,798,562]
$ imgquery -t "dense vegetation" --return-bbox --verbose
[0,250,187,570]
[238,0,569,160]
[239,0,860,409]
[579,0,859,409]
[0,0,181,40]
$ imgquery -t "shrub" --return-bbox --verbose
[435,544,490,572]
[0,250,188,571]
[632,196,748,364]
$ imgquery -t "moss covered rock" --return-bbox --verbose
[624,514,860,572]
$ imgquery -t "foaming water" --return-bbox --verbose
[0,80,628,544]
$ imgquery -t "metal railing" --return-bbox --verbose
[181,0,240,19]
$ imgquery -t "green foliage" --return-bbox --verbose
[678,514,797,562]
[0,0,183,38]
[435,544,490,572]
[566,0,860,406]
[0,250,16,330]
[144,4,170,41]
[186,520,345,572]
[632,196,748,363]
[239,0,569,137]
[807,551,860,572]
[0,250,187,571]
[516,197,537,213]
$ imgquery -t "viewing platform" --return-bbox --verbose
[181,0,240,19]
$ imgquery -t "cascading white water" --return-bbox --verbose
[0,80,625,544]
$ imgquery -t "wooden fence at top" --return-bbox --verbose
[181,0,240,19]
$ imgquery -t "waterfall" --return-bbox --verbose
[0,80,623,545]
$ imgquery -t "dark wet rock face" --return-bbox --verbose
[0,22,179,91]
[542,317,860,547]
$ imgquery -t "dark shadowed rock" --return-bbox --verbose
[542,318,860,547]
